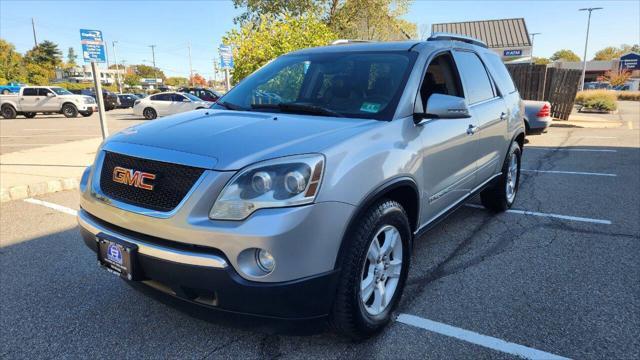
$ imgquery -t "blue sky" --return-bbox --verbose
[1,0,639,79]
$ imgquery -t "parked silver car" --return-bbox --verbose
[78,34,525,338]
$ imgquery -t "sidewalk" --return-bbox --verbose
[0,137,102,202]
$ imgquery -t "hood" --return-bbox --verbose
[107,109,378,170]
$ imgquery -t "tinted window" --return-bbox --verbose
[420,53,463,106]
[172,94,187,102]
[454,51,495,104]
[38,88,53,96]
[151,94,171,101]
[22,88,37,96]
[483,52,516,94]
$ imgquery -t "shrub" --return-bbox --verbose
[583,97,617,111]
[616,91,640,101]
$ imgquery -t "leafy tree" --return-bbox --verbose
[0,39,27,83]
[532,57,551,65]
[621,44,640,54]
[593,44,640,60]
[223,14,336,83]
[24,62,52,85]
[165,76,189,87]
[232,0,323,24]
[550,49,580,62]
[124,73,141,86]
[24,40,62,67]
[330,0,416,40]
[67,47,77,67]
[189,74,207,86]
[132,64,165,80]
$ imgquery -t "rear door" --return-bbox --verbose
[19,88,40,111]
[453,50,508,187]
[150,94,171,115]
[418,52,480,222]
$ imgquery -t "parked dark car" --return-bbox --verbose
[134,93,147,99]
[70,89,120,111]
[117,94,140,108]
[178,87,221,102]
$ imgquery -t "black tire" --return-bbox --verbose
[80,111,93,117]
[1,105,17,119]
[62,103,78,118]
[24,112,37,118]
[480,141,522,212]
[330,199,411,340]
[143,107,157,120]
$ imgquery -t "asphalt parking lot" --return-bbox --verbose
[0,108,146,155]
[1,106,639,359]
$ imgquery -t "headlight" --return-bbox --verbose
[84,97,95,104]
[209,154,324,220]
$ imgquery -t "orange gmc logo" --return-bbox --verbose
[112,166,156,191]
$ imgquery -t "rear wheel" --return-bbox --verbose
[143,107,157,120]
[24,112,36,118]
[1,105,17,119]
[480,141,521,212]
[62,103,78,118]
[330,199,411,339]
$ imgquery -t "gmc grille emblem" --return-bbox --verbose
[112,166,156,191]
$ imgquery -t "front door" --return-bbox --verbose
[418,52,479,222]
[37,88,60,112]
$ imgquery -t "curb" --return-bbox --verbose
[1,177,80,203]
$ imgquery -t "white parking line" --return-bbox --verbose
[521,169,617,177]
[0,144,60,147]
[23,198,78,216]
[397,314,571,360]
[465,204,612,225]
[540,136,617,139]
[1,135,98,138]
[525,147,617,153]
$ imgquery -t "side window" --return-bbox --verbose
[172,94,186,102]
[420,53,463,107]
[483,53,516,94]
[454,51,496,104]
[38,88,53,96]
[22,88,37,96]
[151,94,171,101]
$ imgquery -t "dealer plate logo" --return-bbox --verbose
[107,243,123,265]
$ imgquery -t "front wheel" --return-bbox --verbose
[62,104,78,118]
[480,141,522,212]
[330,199,411,340]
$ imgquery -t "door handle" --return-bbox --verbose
[466,124,478,135]
[500,112,507,120]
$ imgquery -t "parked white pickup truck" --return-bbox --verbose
[0,86,97,119]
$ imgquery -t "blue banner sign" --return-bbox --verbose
[80,29,106,63]
[620,52,640,70]
[219,45,234,69]
[503,49,523,57]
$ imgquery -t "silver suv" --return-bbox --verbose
[78,34,525,338]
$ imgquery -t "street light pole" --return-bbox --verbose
[188,42,194,86]
[112,41,122,94]
[149,45,158,89]
[579,7,603,91]
[529,32,541,63]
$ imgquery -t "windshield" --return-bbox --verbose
[182,93,202,102]
[214,51,417,120]
[51,87,73,95]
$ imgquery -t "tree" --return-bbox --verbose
[593,44,640,60]
[189,74,207,87]
[24,40,62,67]
[132,64,165,80]
[24,62,52,85]
[224,14,336,83]
[123,73,141,87]
[67,47,77,67]
[532,57,551,65]
[232,0,323,24]
[330,0,416,40]
[0,39,27,84]
[550,49,580,62]
[165,76,189,87]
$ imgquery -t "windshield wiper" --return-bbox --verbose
[218,101,247,111]
[251,102,342,117]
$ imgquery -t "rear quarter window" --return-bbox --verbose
[22,88,37,96]
[483,52,517,94]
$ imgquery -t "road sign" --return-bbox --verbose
[503,49,523,57]
[219,45,234,69]
[620,52,640,70]
[80,29,106,63]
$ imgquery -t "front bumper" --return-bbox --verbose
[79,209,340,320]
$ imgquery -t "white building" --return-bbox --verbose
[55,65,126,85]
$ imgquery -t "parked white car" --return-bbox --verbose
[0,86,97,119]
[133,92,212,119]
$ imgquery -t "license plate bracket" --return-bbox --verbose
[96,233,140,281]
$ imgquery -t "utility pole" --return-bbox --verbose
[188,42,194,86]
[579,7,603,91]
[31,18,38,47]
[529,32,541,63]
[149,45,158,89]
[112,41,122,94]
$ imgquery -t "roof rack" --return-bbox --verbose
[427,32,488,48]
[331,39,373,45]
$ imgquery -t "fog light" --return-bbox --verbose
[255,249,275,273]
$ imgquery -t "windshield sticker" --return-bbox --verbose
[360,102,381,113]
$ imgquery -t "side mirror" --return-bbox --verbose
[46,92,55,97]
[415,93,470,123]
[182,98,190,102]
